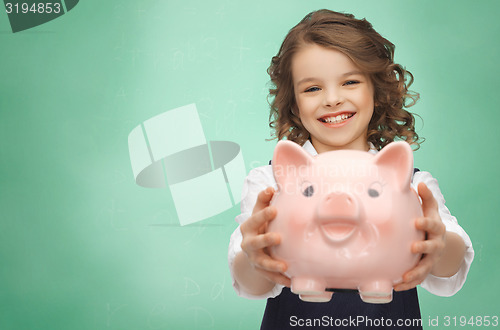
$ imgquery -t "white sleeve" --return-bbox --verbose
[227,165,284,300]
[412,171,474,296]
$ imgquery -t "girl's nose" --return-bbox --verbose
[323,88,344,107]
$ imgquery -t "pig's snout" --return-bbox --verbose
[316,192,360,243]
[317,192,360,221]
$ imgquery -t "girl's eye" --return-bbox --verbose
[343,80,360,86]
[305,86,321,93]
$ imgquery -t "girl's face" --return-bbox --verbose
[292,44,375,153]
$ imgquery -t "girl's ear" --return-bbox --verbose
[272,141,314,186]
[372,141,414,191]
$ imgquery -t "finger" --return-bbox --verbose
[241,232,281,252]
[415,217,445,237]
[241,206,277,235]
[252,252,287,273]
[396,255,435,289]
[394,253,436,291]
[252,187,275,213]
[394,271,427,292]
[417,183,439,218]
[394,280,420,292]
[412,238,445,255]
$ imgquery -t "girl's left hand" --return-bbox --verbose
[394,182,446,292]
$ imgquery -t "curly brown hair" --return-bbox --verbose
[267,9,422,150]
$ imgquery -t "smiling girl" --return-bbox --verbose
[228,9,473,329]
[292,44,375,153]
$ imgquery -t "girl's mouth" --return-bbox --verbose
[318,112,355,126]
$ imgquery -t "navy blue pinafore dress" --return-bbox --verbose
[260,165,423,330]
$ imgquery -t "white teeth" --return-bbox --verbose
[321,113,353,124]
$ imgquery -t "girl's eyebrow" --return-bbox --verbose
[296,77,318,86]
[341,70,364,77]
[296,71,364,86]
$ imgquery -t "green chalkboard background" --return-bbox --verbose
[1,0,498,329]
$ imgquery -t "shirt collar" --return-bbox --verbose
[302,140,378,156]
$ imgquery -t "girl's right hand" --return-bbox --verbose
[240,187,291,288]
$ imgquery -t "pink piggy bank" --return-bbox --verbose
[267,141,424,304]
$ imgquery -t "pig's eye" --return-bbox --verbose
[368,182,383,198]
[301,182,314,197]
[303,185,314,197]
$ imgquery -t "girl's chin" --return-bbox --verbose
[311,136,368,152]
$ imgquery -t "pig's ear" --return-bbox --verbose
[373,141,414,191]
[272,140,314,186]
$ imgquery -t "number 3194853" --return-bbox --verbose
[5,2,62,14]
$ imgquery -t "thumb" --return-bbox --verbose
[253,187,275,214]
[418,182,439,218]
